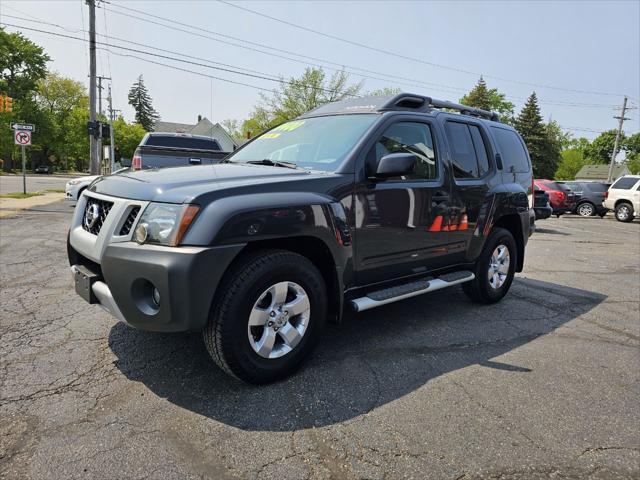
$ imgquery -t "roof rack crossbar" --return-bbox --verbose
[429,98,499,121]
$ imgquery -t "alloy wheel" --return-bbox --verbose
[247,281,311,359]
[487,244,510,290]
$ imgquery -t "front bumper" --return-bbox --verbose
[69,238,244,332]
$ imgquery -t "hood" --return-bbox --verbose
[88,163,325,203]
[69,175,99,185]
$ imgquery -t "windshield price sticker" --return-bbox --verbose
[273,120,305,132]
[262,133,281,139]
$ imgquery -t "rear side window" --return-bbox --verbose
[491,127,530,173]
[611,177,639,189]
[146,135,221,151]
[445,122,489,179]
[584,183,609,192]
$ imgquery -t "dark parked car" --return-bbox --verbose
[533,185,552,220]
[559,181,609,217]
[68,93,535,384]
[35,165,51,174]
[534,179,576,217]
[131,133,229,170]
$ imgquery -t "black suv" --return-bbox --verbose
[559,181,609,217]
[68,93,534,383]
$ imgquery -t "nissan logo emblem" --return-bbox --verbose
[84,203,101,229]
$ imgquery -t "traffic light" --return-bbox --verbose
[4,96,13,112]
[87,120,99,137]
[101,123,111,138]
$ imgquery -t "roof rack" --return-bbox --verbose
[380,93,500,122]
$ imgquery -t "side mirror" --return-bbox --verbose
[374,153,417,179]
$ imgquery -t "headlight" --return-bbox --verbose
[68,179,80,185]
[134,203,200,246]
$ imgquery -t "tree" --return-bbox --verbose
[244,67,363,135]
[0,28,50,98]
[625,132,640,174]
[460,76,515,122]
[113,116,146,161]
[220,118,244,141]
[514,92,559,178]
[583,129,624,165]
[555,149,588,180]
[127,75,159,131]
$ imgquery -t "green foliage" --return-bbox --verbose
[0,28,50,98]
[460,77,515,122]
[583,129,621,164]
[220,118,244,141]
[514,92,559,178]
[113,116,146,161]
[127,75,159,131]
[555,149,588,180]
[625,132,640,174]
[243,67,363,136]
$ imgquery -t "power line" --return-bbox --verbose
[217,0,630,98]
[0,21,359,99]
[97,5,624,109]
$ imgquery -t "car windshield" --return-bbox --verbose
[227,114,378,172]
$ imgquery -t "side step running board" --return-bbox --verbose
[350,270,475,312]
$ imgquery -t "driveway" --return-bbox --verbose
[1,204,638,479]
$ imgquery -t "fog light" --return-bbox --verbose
[135,223,148,244]
[152,287,160,306]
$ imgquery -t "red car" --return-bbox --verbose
[534,180,577,217]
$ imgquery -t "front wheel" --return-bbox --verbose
[462,227,517,304]
[614,202,634,223]
[203,250,327,384]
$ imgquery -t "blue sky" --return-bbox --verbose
[1,0,639,139]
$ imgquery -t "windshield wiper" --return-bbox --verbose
[245,159,304,170]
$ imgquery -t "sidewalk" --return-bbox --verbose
[0,192,66,218]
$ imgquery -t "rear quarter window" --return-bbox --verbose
[611,177,639,189]
[146,136,221,150]
[490,127,530,173]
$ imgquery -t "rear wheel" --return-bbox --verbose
[203,250,327,384]
[577,202,595,217]
[463,227,517,304]
[614,202,634,222]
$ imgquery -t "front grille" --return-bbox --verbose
[119,206,140,236]
[81,198,113,235]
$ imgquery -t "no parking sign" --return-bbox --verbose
[14,129,32,146]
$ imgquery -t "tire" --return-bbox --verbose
[577,202,595,217]
[614,202,634,223]
[462,227,517,304]
[203,250,327,384]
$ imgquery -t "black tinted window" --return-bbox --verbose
[146,135,221,150]
[491,127,530,172]
[371,122,437,181]
[469,125,490,175]
[584,183,609,192]
[445,122,478,178]
[611,177,638,189]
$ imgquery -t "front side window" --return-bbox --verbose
[369,121,437,181]
[227,114,378,172]
[611,177,639,190]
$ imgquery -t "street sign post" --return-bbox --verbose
[13,128,34,194]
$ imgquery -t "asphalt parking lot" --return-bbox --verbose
[1,203,638,480]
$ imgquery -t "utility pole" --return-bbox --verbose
[108,85,116,173]
[88,0,99,175]
[96,76,110,173]
[607,96,629,183]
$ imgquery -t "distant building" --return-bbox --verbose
[154,116,238,152]
[574,164,630,182]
